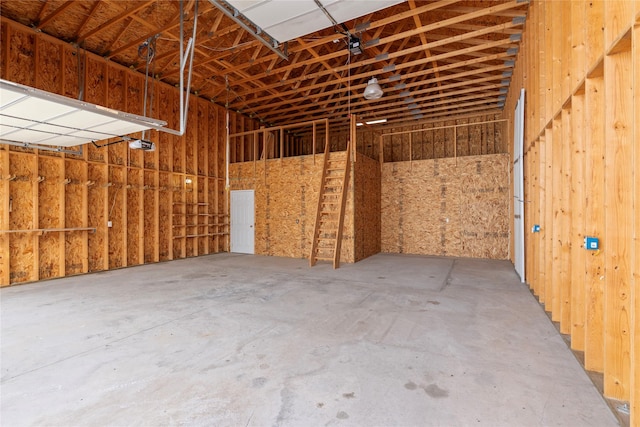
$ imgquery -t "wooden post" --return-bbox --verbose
[550,116,562,321]
[584,67,605,373]
[603,43,632,401]
[559,107,572,335]
[570,89,586,351]
[631,16,640,427]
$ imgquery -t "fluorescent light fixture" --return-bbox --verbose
[0,79,166,147]
[365,119,387,125]
[356,122,364,126]
[363,78,383,100]
[225,0,405,43]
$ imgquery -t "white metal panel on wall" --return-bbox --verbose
[230,190,255,254]
[513,88,525,282]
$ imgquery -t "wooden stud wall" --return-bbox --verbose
[503,1,640,423]
[381,154,510,260]
[295,114,503,163]
[0,19,249,286]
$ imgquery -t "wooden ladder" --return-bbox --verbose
[309,139,351,268]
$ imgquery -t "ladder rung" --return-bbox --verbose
[315,257,333,261]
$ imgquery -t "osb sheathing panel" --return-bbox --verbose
[0,21,253,285]
[0,148,10,285]
[108,166,125,269]
[36,37,61,93]
[62,45,80,99]
[185,95,197,175]
[353,153,381,262]
[64,159,86,276]
[127,169,142,266]
[381,154,509,259]
[9,154,36,283]
[38,156,63,280]
[126,73,144,169]
[229,152,355,262]
[158,173,171,261]
[4,24,35,85]
[143,171,157,263]
[87,164,107,272]
[197,101,208,176]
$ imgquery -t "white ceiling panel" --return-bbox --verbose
[0,79,167,147]
[226,0,405,43]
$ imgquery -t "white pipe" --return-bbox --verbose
[159,0,198,136]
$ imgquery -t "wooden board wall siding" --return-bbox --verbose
[228,153,355,263]
[353,153,381,262]
[381,154,509,260]
[0,19,246,286]
[502,1,639,420]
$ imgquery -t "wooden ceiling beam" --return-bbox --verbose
[37,0,76,29]
[209,0,461,79]
[77,0,155,43]
[75,1,102,38]
[263,77,506,122]
[408,0,443,94]
[250,60,510,118]
[106,1,213,59]
[234,36,513,109]
[230,17,521,96]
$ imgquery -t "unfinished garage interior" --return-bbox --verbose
[0,0,638,425]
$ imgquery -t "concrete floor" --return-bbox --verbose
[1,253,618,427]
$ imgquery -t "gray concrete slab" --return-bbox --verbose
[1,253,618,426]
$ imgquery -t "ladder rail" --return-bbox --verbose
[332,138,351,269]
[309,135,332,266]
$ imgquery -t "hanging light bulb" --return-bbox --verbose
[363,77,383,100]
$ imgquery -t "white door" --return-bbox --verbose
[231,190,255,254]
[513,88,525,282]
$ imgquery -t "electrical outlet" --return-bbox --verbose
[532,224,540,233]
[584,236,599,250]
[107,221,112,228]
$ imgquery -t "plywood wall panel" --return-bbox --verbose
[62,44,80,99]
[37,156,63,280]
[6,26,35,86]
[64,159,87,276]
[127,169,142,266]
[8,153,36,283]
[108,166,125,269]
[229,153,354,262]
[0,147,10,286]
[143,171,158,263]
[36,37,61,93]
[381,154,509,259]
[158,172,172,261]
[353,153,381,262]
[126,73,144,169]
[87,164,107,272]
[0,19,238,285]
